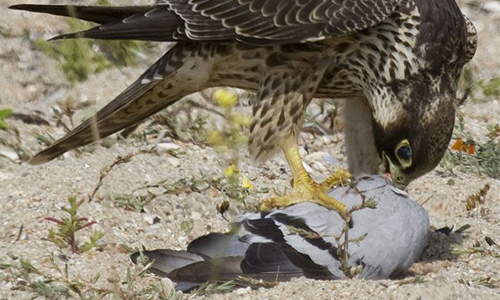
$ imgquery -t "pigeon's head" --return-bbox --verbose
[370,80,457,188]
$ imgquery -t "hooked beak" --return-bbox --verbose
[382,152,409,190]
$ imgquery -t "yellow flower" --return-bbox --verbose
[206,130,223,146]
[241,175,253,190]
[233,114,253,127]
[224,165,239,178]
[214,89,238,108]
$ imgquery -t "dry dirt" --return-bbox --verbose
[1,0,500,299]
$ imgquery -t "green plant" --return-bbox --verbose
[478,77,500,98]
[0,110,30,161]
[207,89,250,155]
[46,197,104,253]
[111,192,156,212]
[0,108,12,130]
[0,257,71,299]
[205,89,258,200]
[450,243,500,257]
[192,280,236,296]
[36,15,151,82]
[476,276,500,289]
[1,254,184,299]
[89,149,156,200]
[438,114,500,179]
[486,123,500,139]
[155,109,210,143]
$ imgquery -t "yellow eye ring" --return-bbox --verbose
[395,139,412,168]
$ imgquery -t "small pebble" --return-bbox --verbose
[191,211,202,220]
[157,143,181,152]
[160,278,175,293]
[167,157,180,168]
[236,287,251,295]
[0,148,20,163]
[483,1,500,13]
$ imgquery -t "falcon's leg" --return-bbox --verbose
[246,55,351,218]
[260,140,350,219]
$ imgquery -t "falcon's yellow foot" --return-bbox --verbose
[319,168,352,191]
[260,169,352,220]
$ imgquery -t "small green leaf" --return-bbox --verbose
[0,108,12,130]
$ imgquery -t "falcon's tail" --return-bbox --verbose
[28,43,212,165]
[9,4,182,41]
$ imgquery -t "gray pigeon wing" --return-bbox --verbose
[238,175,429,279]
[187,232,249,258]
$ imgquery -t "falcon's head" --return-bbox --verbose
[365,7,477,188]
[370,78,458,188]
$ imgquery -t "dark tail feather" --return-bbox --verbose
[10,4,183,41]
[142,253,299,287]
[168,257,246,282]
[131,240,302,290]
[134,251,247,292]
[9,5,152,24]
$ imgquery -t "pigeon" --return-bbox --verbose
[131,175,429,291]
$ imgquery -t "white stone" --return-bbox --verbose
[236,287,251,295]
[305,151,341,167]
[157,143,181,152]
[191,211,202,220]
[0,147,20,163]
[167,157,180,168]
[144,214,155,225]
[483,1,500,13]
[160,278,175,295]
[0,171,12,181]
[305,151,330,162]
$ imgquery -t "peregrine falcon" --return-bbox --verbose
[11,0,477,215]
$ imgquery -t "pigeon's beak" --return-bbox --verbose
[382,172,393,181]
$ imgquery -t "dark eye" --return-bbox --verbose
[397,146,412,160]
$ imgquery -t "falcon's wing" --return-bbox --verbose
[11,0,401,45]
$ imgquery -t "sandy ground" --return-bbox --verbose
[1,0,500,299]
